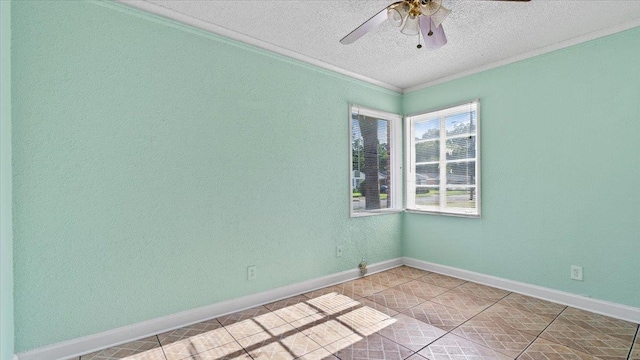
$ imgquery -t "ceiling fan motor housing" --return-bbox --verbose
[408,0,422,16]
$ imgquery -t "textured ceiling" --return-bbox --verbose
[122,0,640,91]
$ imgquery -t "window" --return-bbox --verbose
[406,100,480,217]
[350,104,402,217]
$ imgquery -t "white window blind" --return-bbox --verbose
[406,101,480,217]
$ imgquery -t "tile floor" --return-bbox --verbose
[77,266,640,360]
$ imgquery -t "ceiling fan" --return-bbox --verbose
[340,0,530,50]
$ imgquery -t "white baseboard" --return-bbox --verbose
[15,258,402,360]
[403,257,640,324]
[16,256,639,360]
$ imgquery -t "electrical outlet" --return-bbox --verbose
[571,265,583,281]
[336,245,343,258]
[247,265,256,281]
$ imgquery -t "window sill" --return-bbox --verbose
[350,209,404,218]
[404,209,481,218]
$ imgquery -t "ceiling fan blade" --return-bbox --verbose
[340,2,402,45]
[420,16,447,50]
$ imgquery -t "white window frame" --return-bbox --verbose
[405,100,481,218]
[349,104,403,217]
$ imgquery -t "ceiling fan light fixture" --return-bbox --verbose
[400,14,420,35]
[387,3,407,27]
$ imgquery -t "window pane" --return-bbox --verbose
[446,161,476,185]
[414,187,439,207]
[406,100,479,217]
[445,136,475,161]
[353,117,389,208]
[415,140,439,163]
[414,119,439,140]
[416,164,439,185]
[446,187,477,209]
[445,111,476,137]
[351,111,393,214]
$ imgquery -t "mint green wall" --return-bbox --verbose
[10,0,640,354]
[1,2,14,360]
[11,1,402,352]
[403,27,640,308]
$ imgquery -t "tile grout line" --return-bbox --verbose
[270,269,503,359]
[413,270,593,358]
[367,272,446,358]
[304,294,410,360]
[394,272,472,357]
[155,335,169,360]
[514,304,568,359]
[412,290,512,358]
[223,309,275,359]
[421,274,584,358]
[278,269,636,359]
[627,324,639,360]
[413,266,640,356]
[436,291,515,358]
[366,272,414,288]
[269,291,405,359]
[309,272,438,359]
[389,275,514,358]
[389,274,445,357]
[387,275,469,320]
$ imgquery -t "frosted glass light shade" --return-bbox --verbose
[387,3,408,27]
[401,15,420,35]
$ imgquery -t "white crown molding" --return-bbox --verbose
[112,1,639,95]
[15,258,403,360]
[403,257,640,324]
[403,19,640,93]
[115,0,403,93]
